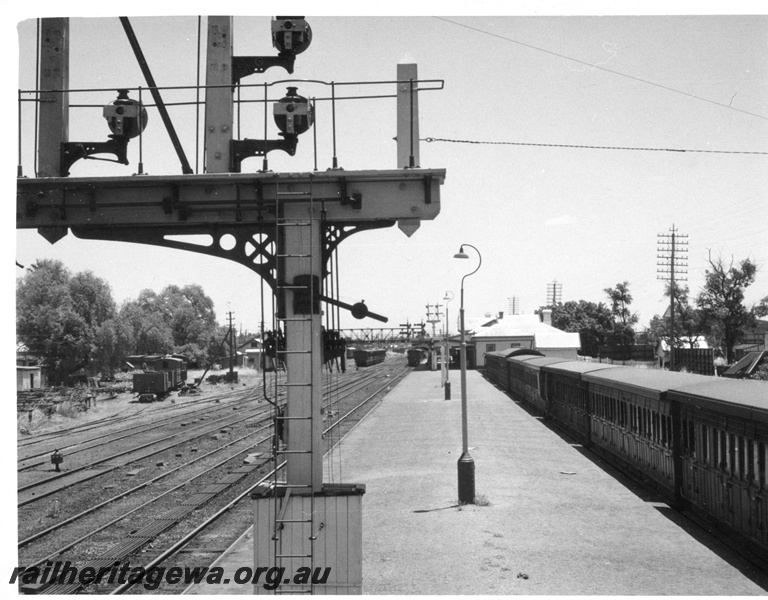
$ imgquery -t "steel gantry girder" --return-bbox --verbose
[16,168,444,282]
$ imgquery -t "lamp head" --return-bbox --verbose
[454,246,469,259]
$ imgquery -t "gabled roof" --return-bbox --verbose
[462,316,499,334]
[472,315,580,349]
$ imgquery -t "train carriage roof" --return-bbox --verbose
[581,368,708,398]
[507,355,548,366]
[541,361,623,378]
[668,379,768,420]
[513,357,571,371]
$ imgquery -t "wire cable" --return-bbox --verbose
[433,16,768,123]
[422,136,768,155]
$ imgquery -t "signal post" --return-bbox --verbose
[17,17,444,594]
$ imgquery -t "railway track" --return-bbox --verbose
[16,358,409,595]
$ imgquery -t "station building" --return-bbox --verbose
[471,310,581,364]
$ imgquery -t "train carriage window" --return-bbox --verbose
[668,415,673,447]
[649,409,654,441]
[721,431,728,472]
[729,434,736,476]
[645,409,651,440]
[688,420,695,457]
[747,439,755,483]
[700,425,708,465]
[759,442,766,490]
[737,436,745,481]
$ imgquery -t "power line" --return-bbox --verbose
[423,137,768,155]
[433,16,768,123]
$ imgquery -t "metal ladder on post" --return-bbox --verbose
[271,178,318,595]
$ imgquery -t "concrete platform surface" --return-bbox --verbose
[186,369,768,595]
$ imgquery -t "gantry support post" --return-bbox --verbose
[396,61,419,169]
[37,18,69,178]
[204,16,234,173]
[281,203,324,492]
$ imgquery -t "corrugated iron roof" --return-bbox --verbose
[670,378,768,406]
[519,357,571,370]
[542,361,622,377]
[582,367,708,395]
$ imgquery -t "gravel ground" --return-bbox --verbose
[16,358,409,595]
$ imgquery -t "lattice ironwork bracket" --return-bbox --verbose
[68,220,395,292]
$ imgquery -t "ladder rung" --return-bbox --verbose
[277,254,312,258]
[276,518,313,523]
[275,483,312,489]
[275,221,311,226]
[276,285,310,290]
[276,554,312,559]
[277,450,313,454]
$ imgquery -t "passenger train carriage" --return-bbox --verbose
[484,354,768,557]
[669,379,768,552]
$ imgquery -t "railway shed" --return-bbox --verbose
[472,314,581,365]
[17,365,44,391]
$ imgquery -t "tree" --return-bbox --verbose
[16,260,119,383]
[118,299,175,355]
[604,281,638,348]
[92,317,134,378]
[118,284,218,362]
[651,282,704,348]
[158,284,217,347]
[755,295,768,319]
[550,300,613,358]
[696,253,758,362]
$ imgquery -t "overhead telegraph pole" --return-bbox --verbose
[426,303,443,371]
[508,296,520,315]
[657,224,688,370]
[546,280,562,306]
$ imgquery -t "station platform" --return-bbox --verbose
[185,369,768,595]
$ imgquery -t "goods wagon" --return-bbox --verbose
[353,348,386,367]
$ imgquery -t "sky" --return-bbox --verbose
[8,3,768,339]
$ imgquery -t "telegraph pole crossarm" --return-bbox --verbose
[656,224,688,371]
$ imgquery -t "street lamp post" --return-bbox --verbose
[453,244,481,505]
[443,291,453,400]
